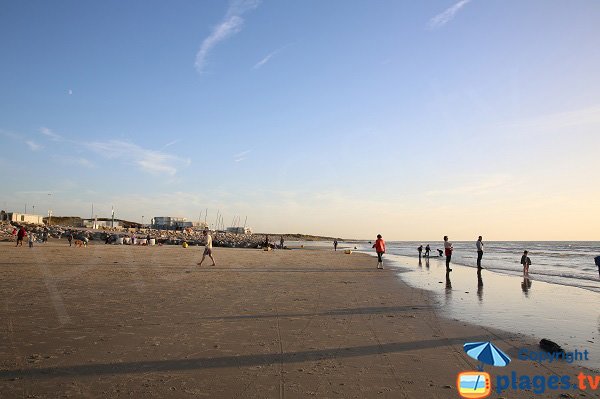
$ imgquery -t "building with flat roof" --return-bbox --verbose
[0,211,44,225]
[152,216,192,230]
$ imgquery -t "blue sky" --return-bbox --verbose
[1,0,599,240]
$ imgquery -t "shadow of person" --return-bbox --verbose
[477,268,483,302]
[425,258,430,269]
[521,275,532,297]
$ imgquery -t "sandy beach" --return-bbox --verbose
[0,242,597,398]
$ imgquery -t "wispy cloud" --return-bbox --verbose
[25,140,42,151]
[88,140,187,175]
[39,126,63,141]
[253,43,292,69]
[254,52,276,69]
[162,139,181,149]
[501,104,600,132]
[195,0,260,74]
[52,155,95,169]
[428,0,471,30]
[425,174,511,197]
[234,149,251,162]
[87,140,190,176]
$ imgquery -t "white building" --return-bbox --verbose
[0,212,44,225]
[82,219,122,229]
[152,216,192,230]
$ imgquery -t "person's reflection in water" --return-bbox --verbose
[418,258,422,268]
[477,268,484,302]
[445,270,452,300]
[425,257,430,269]
[521,275,533,297]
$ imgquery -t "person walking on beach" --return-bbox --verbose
[68,232,73,246]
[28,231,36,248]
[425,244,430,258]
[198,230,216,267]
[521,250,531,274]
[476,236,484,269]
[594,256,600,278]
[280,236,284,249]
[334,239,338,251]
[418,245,423,260]
[264,235,269,248]
[16,226,26,247]
[373,234,386,269]
[443,236,453,272]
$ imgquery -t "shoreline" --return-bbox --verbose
[0,242,597,397]
[367,250,600,372]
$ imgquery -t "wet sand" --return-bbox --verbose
[0,242,597,398]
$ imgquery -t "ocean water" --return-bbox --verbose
[346,241,600,293]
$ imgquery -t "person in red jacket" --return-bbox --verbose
[373,234,386,269]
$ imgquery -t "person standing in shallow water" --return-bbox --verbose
[418,245,423,260]
[425,244,430,258]
[521,250,531,274]
[443,235,453,272]
[476,236,484,269]
[595,256,600,279]
[333,239,338,251]
[373,234,386,269]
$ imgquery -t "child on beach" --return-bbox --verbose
[28,232,35,248]
[373,234,386,269]
[521,251,532,274]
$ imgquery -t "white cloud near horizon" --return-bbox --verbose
[195,0,260,74]
[86,140,190,176]
[428,0,471,30]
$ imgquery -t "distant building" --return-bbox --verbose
[82,219,122,229]
[0,211,44,225]
[226,226,252,235]
[152,216,192,230]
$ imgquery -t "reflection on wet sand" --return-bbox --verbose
[445,270,452,301]
[477,269,483,302]
[521,275,532,296]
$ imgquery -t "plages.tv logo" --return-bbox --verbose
[457,341,511,399]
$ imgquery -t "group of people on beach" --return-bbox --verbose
[12,226,49,248]
[370,235,600,279]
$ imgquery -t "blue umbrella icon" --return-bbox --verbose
[464,341,511,371]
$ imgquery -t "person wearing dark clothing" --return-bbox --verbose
[476,236,484,269]
[425,244,430,258]
[594,256,600,278]
[16,227,26,247]
[521,251,532,274]
[417,245,423,259]
[68,232,74,246]
[280,236,284,249]
[437,249,443,257]
[333,239,338,251]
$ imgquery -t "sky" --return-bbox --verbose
[1,0,599,240]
